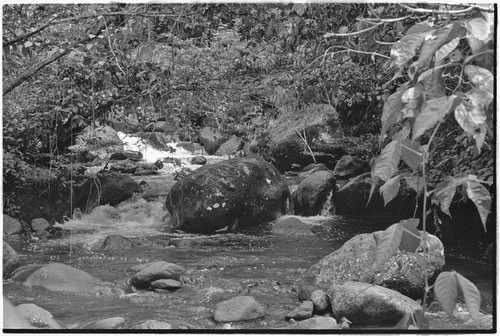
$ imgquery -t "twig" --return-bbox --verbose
[3,16,58,47]
[293,125,316,163]
[322,47,390,64]
[399,4,494,14]
[324,22,384,38]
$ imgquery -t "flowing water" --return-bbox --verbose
[3,137,494,330]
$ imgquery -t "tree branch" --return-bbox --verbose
[399,4,494,14]
[324,22,384,38]
[3,19,114,96]
[3,17,58,48]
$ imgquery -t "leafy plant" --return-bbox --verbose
[356,3,495,328]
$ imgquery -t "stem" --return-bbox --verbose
[324,22,384,38]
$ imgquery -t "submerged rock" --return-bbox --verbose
[165,156,289,233]
[287,316,339,329]
[213,296,265,323]
[16,303,62,329]
[23,263,103,293]
[131,320,173,329]
[79,317,125,329]
[271,216,314,236]
[327,281,425,327]
[292,170,337,216]
[297,230,445,301]
[100,234,134,251]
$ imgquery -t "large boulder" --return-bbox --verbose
[3,242,20,279]
[73,171,142,212]
[332,155,367,180]
[215,135,244,156]
[297,230,445,301]
[199,127,226,155]
[328,281,425,327]
[213,296,265,323]
[268,104,346,172]
[130,261,185,288]
[71,124,123,160]
[292,171,337,216]
[23,263,103,293]
[165,156,290,233]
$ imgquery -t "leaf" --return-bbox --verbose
[417,25,452,69]
[434,271,458,317]
[464,181,491,231]
[464,65,493,93]
[435,38,460,64]
[448,49,462,62]
[399,221,421,253]
[406,22,435,36]
[454,102,487,153]
[375,223,403,265]
[24,41,33,48]
[380,89,405,143]
[380,175,401,206]
[391,124,411,141]
[401,85,423,118]
[400,218,420,228]
[412,95,458,140]
[455,272,481,321]
[467,89,493,115]
[400,139,423,171]
[406,175,426,194]
[466,18,490,43]
[433,177,458,217]
[373,141,402,182]
[390,32,430,69]
[338,26,349,34]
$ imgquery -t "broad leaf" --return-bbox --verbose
[375,223,403,265]
[464,181,491,231]
[433,177,458,217]
[435,38,460,64]
[380,89,405,143]
[372,140,401,182]
[400,139,423,171]
[454,102,487,153]
[466,18,490,43]
[401,85,423,118]
[467,89,493,116]
[399,221,421,253]
[413,95,458,140]
[417,62,456,83]
[406,22,434,36]
[400,218,420,228]
[434,271,458,317]
[391,124,411,141]
[417,25,452,69]
[464,65,493,93]
[406,175,426,193]
[455,272,481,321]
[390,32,430,69]
[380,175,400,206]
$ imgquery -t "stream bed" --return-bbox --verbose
[3,200,494,330]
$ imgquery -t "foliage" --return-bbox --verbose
[363,3,494,327]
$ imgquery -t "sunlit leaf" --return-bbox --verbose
[380,175,400,206]
[434,271,458,317]
[467,89,493,116]
[435,38,460,64]
[401,85,423,118]
[400,139,423,171]
[454,102,487,153]
[448,49,462,62]
[464,181,491,231]
[413,95,458,140]
[466,17,490,43]
[455,272,481,321]
[400,218,420,228]
[464,65,493,93]
[417,25,451,69]
[24,41,33,48]
[390,32,429,69]
[375,223,403,265]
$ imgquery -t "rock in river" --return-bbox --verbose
[327,281,425,327]
[297,230,445,301]
[213,296,265,323]
[165,156,289,233]
[15,303,62,329]
[23,263,103,293]
[130,261,185,288]
[292,170,337,216]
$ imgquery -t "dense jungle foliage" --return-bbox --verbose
[2,3,495,219]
